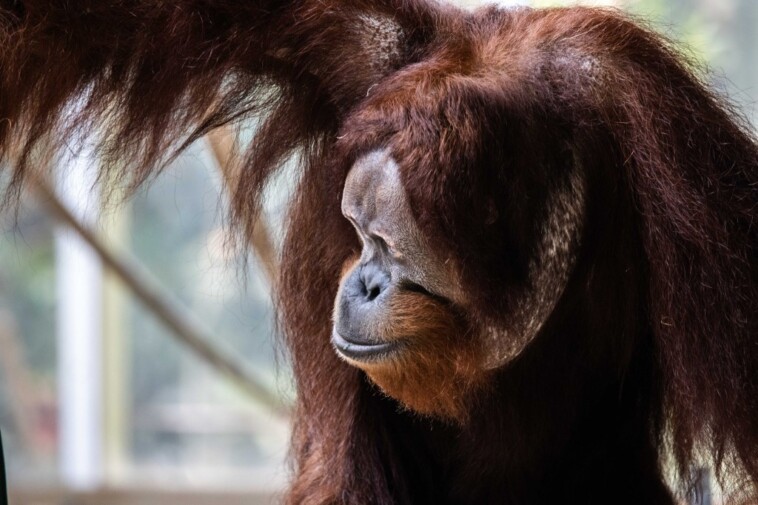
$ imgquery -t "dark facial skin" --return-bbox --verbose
[330,149,487,419]
[332,149,464,361]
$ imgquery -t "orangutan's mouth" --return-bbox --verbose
[331,330,399,362]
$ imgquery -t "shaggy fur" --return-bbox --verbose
[2,2,757,504]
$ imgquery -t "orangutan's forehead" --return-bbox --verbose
[341,149,405,228]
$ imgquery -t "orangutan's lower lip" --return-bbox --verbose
[331,330,399,361]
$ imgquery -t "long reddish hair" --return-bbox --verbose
[2,3,757,503]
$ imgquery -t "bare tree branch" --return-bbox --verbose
[29,176,290,419]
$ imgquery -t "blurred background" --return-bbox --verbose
[1,0,756,504]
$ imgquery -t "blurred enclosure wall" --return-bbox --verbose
[0,0,756,504]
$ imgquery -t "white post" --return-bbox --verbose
[55,145,104,490]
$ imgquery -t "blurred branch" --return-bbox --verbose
[206,127,280,284]
[29,176,290,419]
